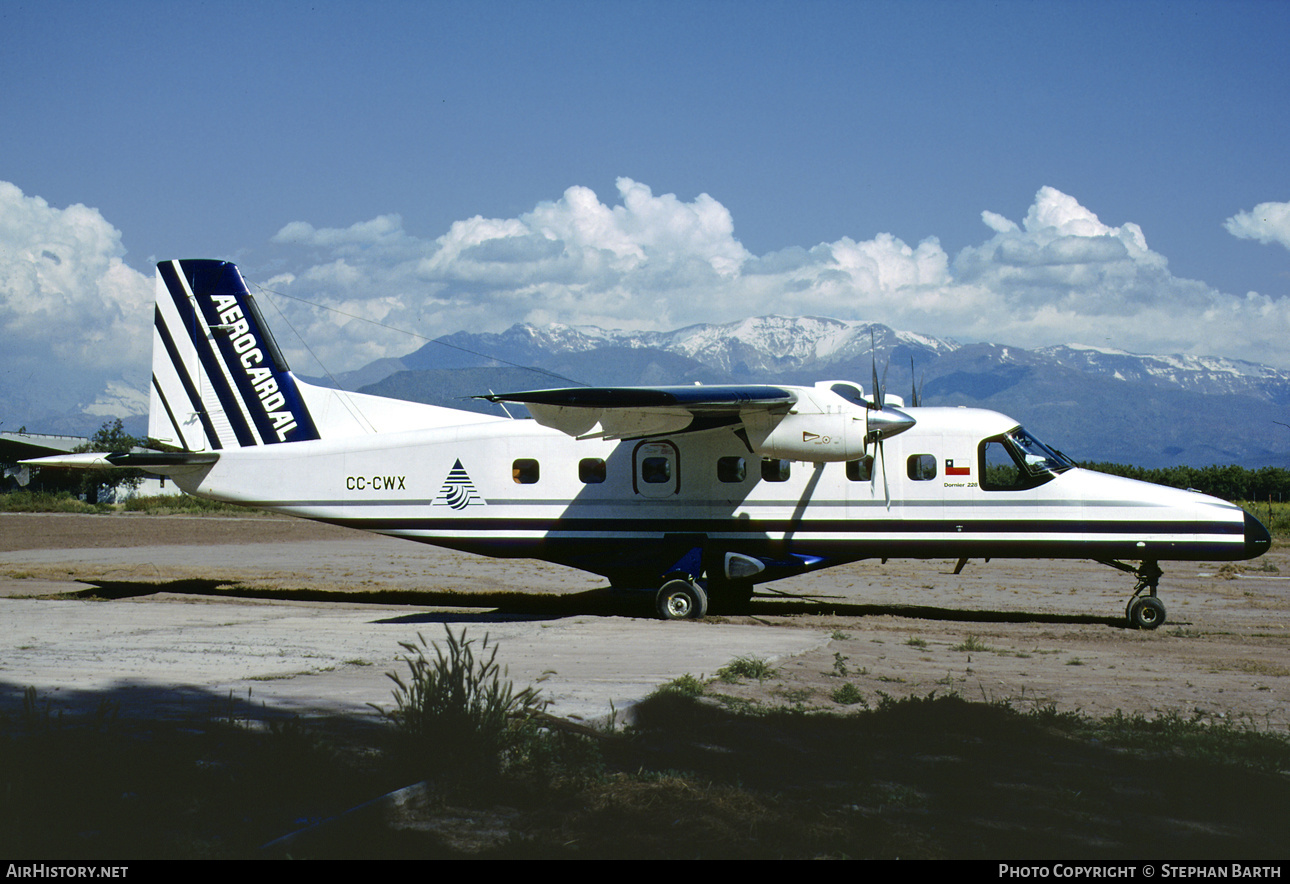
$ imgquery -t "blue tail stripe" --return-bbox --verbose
[158,261,258,446]
[188,262,319,444]
[153,304,224,450]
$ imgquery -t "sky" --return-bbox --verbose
[2,0,1289,424]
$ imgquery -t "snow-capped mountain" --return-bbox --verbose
[24,311,1287,468]
[350,316,1290,469]
[409,315,958,381]
[1035,344,1290,402]
[637,316,956,378]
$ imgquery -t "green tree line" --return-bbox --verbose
[1082,462,1290,503]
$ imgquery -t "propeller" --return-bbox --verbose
[910,356,924,408]
[863,330,916,502]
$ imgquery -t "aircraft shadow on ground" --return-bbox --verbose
[69,578,1123,628]
[0,677,362,727]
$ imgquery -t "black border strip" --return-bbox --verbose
[302,514,1246,538]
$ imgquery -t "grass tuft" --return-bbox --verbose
[952,635,991,653]
[653,674,706,698]
[716,656,778,683]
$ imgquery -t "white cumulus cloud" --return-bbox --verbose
[1225,200,1290,251]
[0,181,152,424]
[264,181,1290,372]
[947,187,1289,359]
[6,177,1290,435]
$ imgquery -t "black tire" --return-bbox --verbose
[1127,596,1166,630]
[656,579,708,620]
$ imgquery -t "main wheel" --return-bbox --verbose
[656,579,708,620]
[1127,596,1166,630]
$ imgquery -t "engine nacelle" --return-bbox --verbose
[747,412,867,462]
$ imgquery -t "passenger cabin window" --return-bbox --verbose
[579,458,606,484]
[718,456,747,483]
[761,458,791,482]
[641,456,672,484]
[907,454,937,481]
[846,456,874,482]
[512,458,540,484]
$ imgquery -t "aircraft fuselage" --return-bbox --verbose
[168,404,1269,591]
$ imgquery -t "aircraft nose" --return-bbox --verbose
[1245,511,1272,558]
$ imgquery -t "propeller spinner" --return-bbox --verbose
[864,329,915,444]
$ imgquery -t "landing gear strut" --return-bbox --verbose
[1098,559,1166,630]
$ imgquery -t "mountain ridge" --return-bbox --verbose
[343,315,1290,469]
[34,314,1288,470]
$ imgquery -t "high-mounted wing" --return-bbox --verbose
[478,385,797,441]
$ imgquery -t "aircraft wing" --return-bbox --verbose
[479,385,798,440]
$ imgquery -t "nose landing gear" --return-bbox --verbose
[1099,559,1166,630]
[1127,594,1166,630]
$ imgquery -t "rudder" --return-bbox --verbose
[149,259,319,451]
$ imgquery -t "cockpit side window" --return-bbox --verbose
[979,426,1073,491]
[980,439,1025,490]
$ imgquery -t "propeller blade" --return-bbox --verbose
[870,329,884,411]
[879,435,890,504]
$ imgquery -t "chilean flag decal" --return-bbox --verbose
[946,459,971,476]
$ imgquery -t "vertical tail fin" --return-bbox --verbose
[149,259,320,451]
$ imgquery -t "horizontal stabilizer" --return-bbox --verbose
[22,451,220,470]
[105,451,220,468]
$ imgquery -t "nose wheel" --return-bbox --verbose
[1127,595,1166,629]
[1100,559,1167,630]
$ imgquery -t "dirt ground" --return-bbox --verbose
[2,511,1287,731]
[4,511,1290,859]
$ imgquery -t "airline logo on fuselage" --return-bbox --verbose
[434,459,483,510]
[210,294,299,441]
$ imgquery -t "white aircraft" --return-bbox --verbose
[28,259,1271,627]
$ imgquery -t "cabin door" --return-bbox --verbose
[633,440,680,499]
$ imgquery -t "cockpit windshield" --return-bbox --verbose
[1008,427,1074,477]
[979,426,1074,490]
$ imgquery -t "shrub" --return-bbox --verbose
[376,627,546,780]
[830,683,867,706]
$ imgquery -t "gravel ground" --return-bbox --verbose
[2,511,1287,730]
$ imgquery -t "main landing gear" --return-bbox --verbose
[1097,559,1166,629]
[654,575,758,620]
[656,576,708,620]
